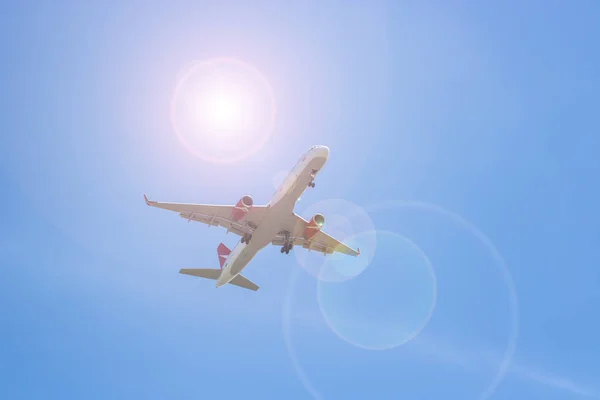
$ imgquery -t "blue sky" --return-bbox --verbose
[1,1,599,399]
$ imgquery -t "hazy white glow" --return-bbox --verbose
[170,58,276,164]
[198,86,245,132]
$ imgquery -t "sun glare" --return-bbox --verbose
[199,86,245,132]
[171,58,276,164]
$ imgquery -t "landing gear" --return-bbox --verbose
[308,169,318,188]
[241,233,252,244]
[280,231,293,254]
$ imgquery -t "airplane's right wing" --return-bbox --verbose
[271,213,360,256]
[144,195,268,237]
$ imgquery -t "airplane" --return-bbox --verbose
[143,145,360,291]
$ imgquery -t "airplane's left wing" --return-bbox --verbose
[271,214,360,256]
[144,195,267,237]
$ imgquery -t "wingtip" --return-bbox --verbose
[357,247,361,256]
[143,194,151,205]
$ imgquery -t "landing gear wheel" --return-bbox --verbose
[281,243,293,254]
[308,182,315,188]
[241,234,252,244]
[280,231,293,254]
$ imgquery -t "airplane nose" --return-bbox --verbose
[312,145,329,158]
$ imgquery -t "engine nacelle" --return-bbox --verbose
[232,195,253,221]
[304,213,325,239]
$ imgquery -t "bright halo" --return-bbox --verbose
[171,57,276,164]
[189,83,245,133]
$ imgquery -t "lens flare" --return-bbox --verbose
[282,201,519,400]
[317,230,437,351]
[365,201,519,400]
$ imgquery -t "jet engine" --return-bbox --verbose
[304,213,325,239]
[232,195,253,221]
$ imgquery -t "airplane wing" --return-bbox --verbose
[271,214,360,256]
[144,195,268,237]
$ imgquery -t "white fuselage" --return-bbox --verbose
[216,145,329,287]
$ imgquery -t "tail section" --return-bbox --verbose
[217,243,231,269]
[179,268,222,280]
[179,269,259,291]
[177,242,259,291]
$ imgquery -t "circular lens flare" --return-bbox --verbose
[282,201,519,400]
[317,230,437,351]
[170,57,276,164]
[365,201,519,400]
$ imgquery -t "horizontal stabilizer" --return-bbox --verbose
[229,274,259,291]
[179,268,222,280]
[179,269,259,291]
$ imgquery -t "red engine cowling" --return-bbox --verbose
[304,213,325,239]
[232,195,253,221]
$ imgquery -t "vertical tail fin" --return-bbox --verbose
[217,243,231,269]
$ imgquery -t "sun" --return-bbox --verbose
[188,84,246,133]
[170,58,276,164]
[204,86,245,131]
